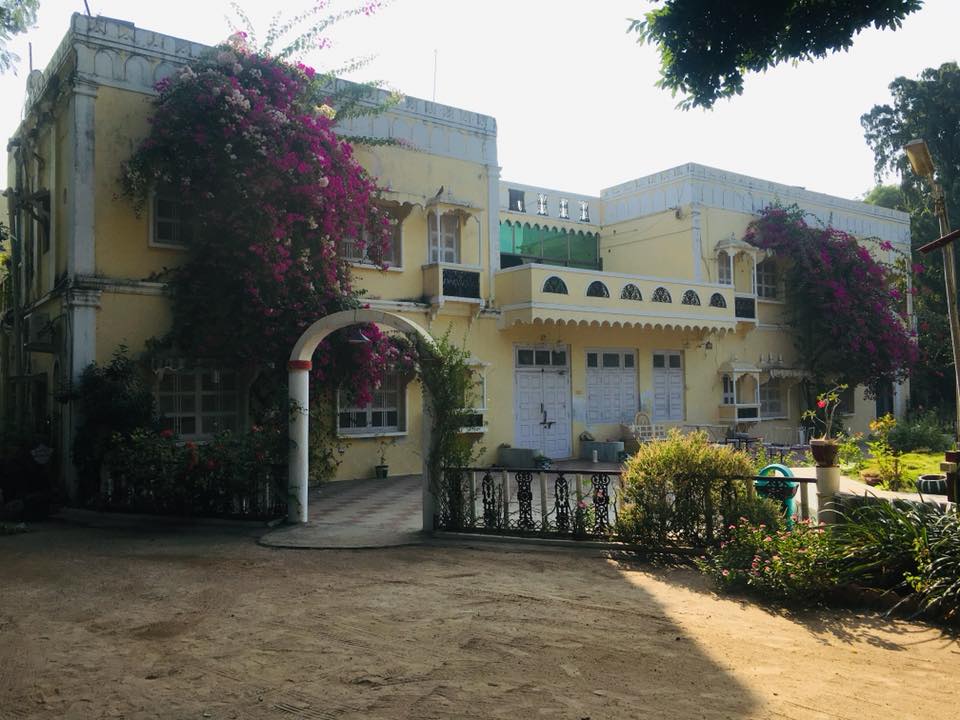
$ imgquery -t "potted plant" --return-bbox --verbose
[802,384,847,468]
[374,437,393,479]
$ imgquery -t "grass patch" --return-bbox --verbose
[860,450,944,490]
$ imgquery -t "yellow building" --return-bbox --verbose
[2,15,912,496]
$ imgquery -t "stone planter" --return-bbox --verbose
[809,438,839,468]
[374,464,389,479]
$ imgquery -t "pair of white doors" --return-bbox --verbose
[513,346,572,458]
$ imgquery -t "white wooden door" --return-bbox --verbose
[514,371,544,452]
[652,351,684,422]
[513,345,572,458]
[541,369,571,458]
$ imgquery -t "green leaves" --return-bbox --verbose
[630,0,922,110]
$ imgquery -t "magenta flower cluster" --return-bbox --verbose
[744,205,918,388]
[121,37,401,404]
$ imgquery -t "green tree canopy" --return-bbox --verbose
[629,0,922,110]
[862,62,960,416]
[0,0,39,74]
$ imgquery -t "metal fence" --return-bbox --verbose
[436,467,624,539]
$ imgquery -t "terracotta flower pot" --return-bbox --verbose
[809,438,839,468]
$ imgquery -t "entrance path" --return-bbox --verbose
[261,474,425,549]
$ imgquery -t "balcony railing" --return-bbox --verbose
[495,264,738,332]
[442,267,481,299]
[734,295,756,320]
[422,263,483,304]
[500,252,602,272]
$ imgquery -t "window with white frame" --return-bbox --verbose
[157,366,239,437]
[586,349,637,424]
[338,211,402,266]
[837,386,855,416]
[722,374,735,405]
[718,250,732,285]
[337,372,405,434]
[458,361,488,430]
[756,259,778,299]
[559,198,569,219]
[153,193,197,247]
[760,378,784,418]
[428,212,460,264]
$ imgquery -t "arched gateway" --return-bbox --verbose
[288,309,437,526]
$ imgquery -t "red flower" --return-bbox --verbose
[159,429,174,439]
[817,399,828,409]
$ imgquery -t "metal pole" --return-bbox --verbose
[932,180,960,445]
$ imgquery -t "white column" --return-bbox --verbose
[691,202,703,282]
[485,163,501,302]
[68,81,97,277]
[64,287,101,502]
[287,361,311,523]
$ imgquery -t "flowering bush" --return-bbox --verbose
[698,518,838,601]
[104,425,286,517]
[801,384,847,439]
[120,31,404,407]
[744,204,917,391]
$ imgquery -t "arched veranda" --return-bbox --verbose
[288,309,437,526]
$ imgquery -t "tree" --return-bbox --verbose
[862,63,960,416]
[0,0,39,74]
[744,204,917,394]
[628,0,922,110]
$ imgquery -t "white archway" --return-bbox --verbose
[287,309,436,526]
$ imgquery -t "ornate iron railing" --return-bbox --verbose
[436,467,623,539]
[734,295,756,320]
[442,267,481,299]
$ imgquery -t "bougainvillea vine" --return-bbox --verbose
[120,32,411,405]
[744,204,918,393]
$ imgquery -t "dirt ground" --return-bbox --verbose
[1,521,959,720]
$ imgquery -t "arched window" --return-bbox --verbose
[652,287,672,303]
[543,276,568,294]
[681,290,701,306]
[621,283,642,301]
[717,250,732,285]
[709,292,727,308]
[586,280,609,298]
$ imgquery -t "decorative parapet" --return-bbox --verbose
[19,14,497,166]
[601,162,911,246]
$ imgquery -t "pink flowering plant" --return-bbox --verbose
[744,204,917,393]
[119,26,411,409]
[801,384,848,440]
[697,518,839,601]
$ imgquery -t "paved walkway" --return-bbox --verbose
[261,475,426,549]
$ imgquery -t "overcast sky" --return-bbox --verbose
[2,0,958,199]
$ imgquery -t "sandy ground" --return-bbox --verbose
[2,521,959,720]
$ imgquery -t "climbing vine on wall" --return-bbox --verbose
[119,30,415,412]
[744,204,918,393]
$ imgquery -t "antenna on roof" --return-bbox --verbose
[83,1,92,16]
[432,49,437,102]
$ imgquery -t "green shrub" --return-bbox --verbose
[104,425,285,518]
[887,411,951,453]
[912,510,960,623]
[698,518,838,601]
[73,347,156,501]
[615,430,758,547]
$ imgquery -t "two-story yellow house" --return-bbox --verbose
[1,15,912,497]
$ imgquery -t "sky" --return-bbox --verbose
[1,0,959,200]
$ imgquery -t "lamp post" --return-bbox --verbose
[904,138,960,445]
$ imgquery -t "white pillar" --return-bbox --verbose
[288,361,311,523]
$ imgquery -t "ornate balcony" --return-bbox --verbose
[423,263,483,305]
[495,264,738,333]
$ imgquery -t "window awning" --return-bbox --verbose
[499,304,737,334]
